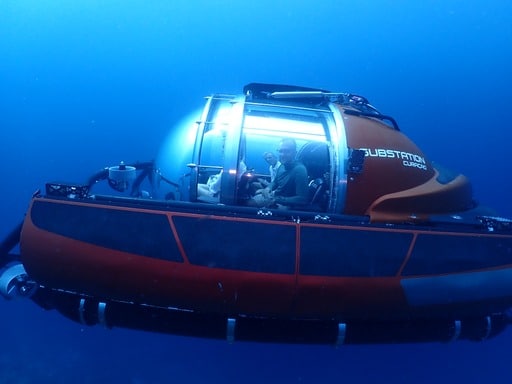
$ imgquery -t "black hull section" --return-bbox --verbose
[32,288,509,345]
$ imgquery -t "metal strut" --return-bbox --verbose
[0,221,23,268]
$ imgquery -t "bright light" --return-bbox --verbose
[243,115,326,141]
[156,108,202,191]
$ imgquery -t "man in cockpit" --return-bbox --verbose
[263,151,281,184]
[252,138,308,209]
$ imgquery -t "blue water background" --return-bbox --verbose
[1,1,511,382]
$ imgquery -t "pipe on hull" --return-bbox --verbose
[31,288,508,345]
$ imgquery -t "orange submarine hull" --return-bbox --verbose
[2,83,512,344]
[18,194,512,344]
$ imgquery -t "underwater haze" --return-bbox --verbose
[1,1,511,382]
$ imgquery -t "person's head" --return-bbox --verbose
[263,152,278,166]
[277,138,297,165]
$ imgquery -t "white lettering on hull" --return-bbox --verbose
[360,148,428,171]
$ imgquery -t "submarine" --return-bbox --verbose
[1,82,512,345]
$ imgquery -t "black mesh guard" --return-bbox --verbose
[45,182,89,198]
